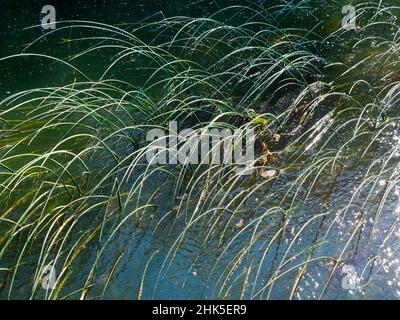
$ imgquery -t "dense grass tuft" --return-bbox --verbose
[1,0,400,299]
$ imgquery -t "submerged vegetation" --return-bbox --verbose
[2,0,400,299]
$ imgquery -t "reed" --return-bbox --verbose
[1,0,400,299]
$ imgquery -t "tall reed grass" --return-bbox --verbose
[1,0,400,299]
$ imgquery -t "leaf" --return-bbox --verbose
[260,169,277,179]
[254,117,269,126]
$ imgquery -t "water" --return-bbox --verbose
[1,0,400,300]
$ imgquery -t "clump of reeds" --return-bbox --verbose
[1,0,400,299]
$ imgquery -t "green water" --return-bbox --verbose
[1,0,400,300]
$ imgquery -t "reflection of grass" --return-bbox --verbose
[1,1,400,299]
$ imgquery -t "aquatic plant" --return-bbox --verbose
[1,0,400,299]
